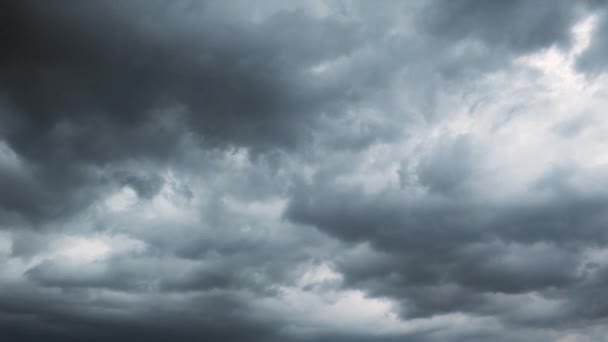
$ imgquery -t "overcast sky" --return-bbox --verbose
[2,1,608,341]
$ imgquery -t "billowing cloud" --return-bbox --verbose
[2,1,608,341]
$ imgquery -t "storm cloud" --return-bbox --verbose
[2,1,608,341]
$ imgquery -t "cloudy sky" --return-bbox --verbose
[2,1,608,341]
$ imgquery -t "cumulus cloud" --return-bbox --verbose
[1,1,608,341]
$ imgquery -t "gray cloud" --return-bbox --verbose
[0,0,369,226]
[286,154,608,326]
[420,0,584,53]
[2,1,608,341]
[575,1,608,73]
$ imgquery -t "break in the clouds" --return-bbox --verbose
[2,1,608,341]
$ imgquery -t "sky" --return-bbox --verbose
[2,1,608,341]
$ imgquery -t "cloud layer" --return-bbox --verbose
[2,1,608,341]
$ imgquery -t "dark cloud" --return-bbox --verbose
[416,134,480,195]
[0,282,284,342]
[0,0,369,225]
[2,1,608,341]
[420,0,584,53]
[286,158,608,325]
[576,2,608,73]
[0,0,371,155]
